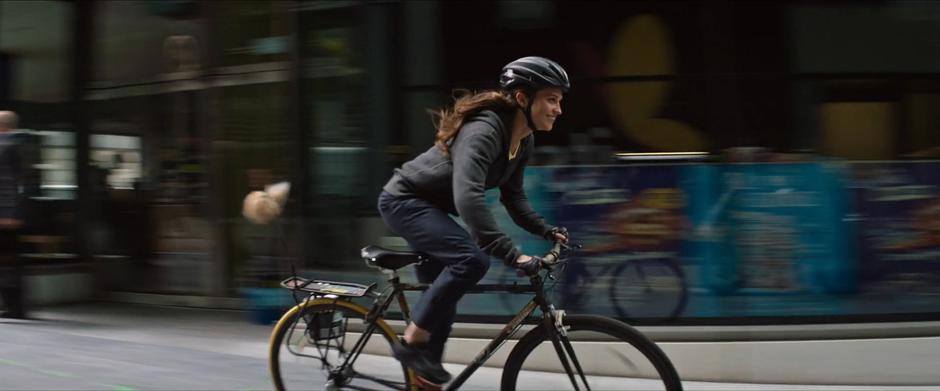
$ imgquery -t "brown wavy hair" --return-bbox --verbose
[431,89,517,158]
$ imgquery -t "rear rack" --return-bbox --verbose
[280,276,374,298]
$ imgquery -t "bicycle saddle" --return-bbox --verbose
[361,245,428,270]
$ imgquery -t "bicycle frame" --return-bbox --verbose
[303,269,586,391]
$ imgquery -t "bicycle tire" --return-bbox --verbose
[269,298,415,391]
[611,257,688,323]
[501,314,682,391]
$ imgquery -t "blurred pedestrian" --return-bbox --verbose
[0,110,26,319]
[377,57,570,387]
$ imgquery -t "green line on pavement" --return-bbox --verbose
[0,358,71,378]
[0,358,27,367]
[1,357,135,389]
[42,369,71,378]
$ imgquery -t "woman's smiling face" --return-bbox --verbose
[529,87,564,131]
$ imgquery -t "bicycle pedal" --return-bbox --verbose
[415,375,443,390]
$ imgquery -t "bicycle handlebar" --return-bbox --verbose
[541,240,565,266]
[518,231,573,277]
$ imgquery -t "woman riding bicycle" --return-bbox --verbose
[377,56,570,386]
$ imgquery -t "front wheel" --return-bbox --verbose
[501,314,682,391]
[269,298,414,390]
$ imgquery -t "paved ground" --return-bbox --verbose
[0,302,936,390]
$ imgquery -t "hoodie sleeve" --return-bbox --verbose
[451,123,522,265]
[499,136,553,239]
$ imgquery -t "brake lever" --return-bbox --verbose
[558,242,582,253]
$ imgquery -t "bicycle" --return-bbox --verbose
[268,239,683,390]
[494,247,687,324]
[561,249,688,323]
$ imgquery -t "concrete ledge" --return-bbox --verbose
[658,337,940,386]
[447,320,940,342]
[355,331,940,386]
[639,322,940,342]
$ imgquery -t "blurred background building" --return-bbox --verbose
[1,0,939,323]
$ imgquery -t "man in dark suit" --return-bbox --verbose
[0,110,26,319]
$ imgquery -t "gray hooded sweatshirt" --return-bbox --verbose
[383,108,553,265]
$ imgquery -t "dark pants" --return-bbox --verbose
[0,230,24,317]
[377,191,490,361]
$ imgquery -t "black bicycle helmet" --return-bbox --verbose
[499,56,570,93]
[499,56,570,131]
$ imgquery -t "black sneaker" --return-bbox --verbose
[392,339,452,385]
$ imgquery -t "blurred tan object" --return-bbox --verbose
[243,190,282,225]
[265,181,290,207]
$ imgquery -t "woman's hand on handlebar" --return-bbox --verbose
[515,229,571,276]
[546,226,569,244]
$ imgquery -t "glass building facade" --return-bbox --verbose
[2,0,940,323]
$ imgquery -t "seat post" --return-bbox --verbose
[381,268,399,282]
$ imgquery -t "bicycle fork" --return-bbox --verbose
[545,305,592,391]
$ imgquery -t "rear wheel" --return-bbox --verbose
[269,298,414,390]
[501,314,682,391]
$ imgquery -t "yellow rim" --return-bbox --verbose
[268,298,417,390]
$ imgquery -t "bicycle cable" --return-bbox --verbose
[544,241,585,301]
